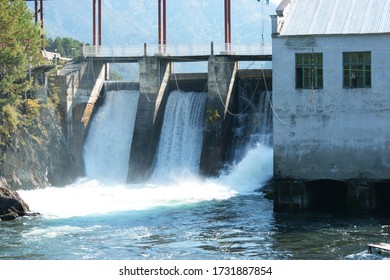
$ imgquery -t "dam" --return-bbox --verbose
[54,35,390,215]
[55,43,273,186]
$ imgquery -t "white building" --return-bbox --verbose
[271,0,390,212]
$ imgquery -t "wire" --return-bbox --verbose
[211,63,240,117]
[260,68,289,125]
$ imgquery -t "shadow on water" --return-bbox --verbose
[271,211,390,260]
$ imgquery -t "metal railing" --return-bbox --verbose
[83,42,272,58]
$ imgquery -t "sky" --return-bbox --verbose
[27,0,281,46]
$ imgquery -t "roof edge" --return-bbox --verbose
[276,0,291,16]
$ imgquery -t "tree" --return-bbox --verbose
[0,0,42,146]
[45,36,85,58]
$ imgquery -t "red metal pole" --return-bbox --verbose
[163,0,166,46]
[158,0,161,46]
[93,0,96,46]
[224,0,227,44]
[34,0,38,24]
[228,0,231,44]
[98,0,102,46]
[40,0,44,49]
[40,0,44,30]
[224,0,231,50]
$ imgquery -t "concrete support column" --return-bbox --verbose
[127,57,171,182]
[55,61,106,179]
[207,56,238,119]
[273,180,309,212]
[200,56,238,176]
[347,181,374,214]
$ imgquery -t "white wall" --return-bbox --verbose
[272,33,390,180]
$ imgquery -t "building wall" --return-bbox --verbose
[272,33,390,181]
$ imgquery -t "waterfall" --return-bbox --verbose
[227,89,273,165]
[152,90,207,180]
[83,84,139,183]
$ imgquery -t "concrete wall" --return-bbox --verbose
[127,57,171,182]
[56,61,107,175]
[272,34,390,182]
[200,56,238,176]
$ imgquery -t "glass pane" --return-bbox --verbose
[296,67,303,88]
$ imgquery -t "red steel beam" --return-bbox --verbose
[40,0,44,30]
[228,0,232,44]
[224,0,231,45]
[34,0,38,23]
[224,0,227,44]
[40,0,44,49]
[98,0,102,46]
[158,0,161,45]
[158,0,167,48]
[93,0,96,46]
[163,0,166,45]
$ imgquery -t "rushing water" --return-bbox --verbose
[1,88,388,260]
[83,89,139,183]
[152,91,207,180]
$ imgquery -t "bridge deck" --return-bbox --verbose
[83,43,272,62]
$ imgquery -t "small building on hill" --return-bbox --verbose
[271,0,390,213]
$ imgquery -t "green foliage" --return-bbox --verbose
[206,109,221,123]
[0,103,19,146]
[109,71,124,81]
[0,0,41,99]
[45,36,85,58]
[0,0,42,147]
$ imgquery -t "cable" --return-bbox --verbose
[211,63,240,117]
[260,68,289,125]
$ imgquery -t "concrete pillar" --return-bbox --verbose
[200,56,238,176]
[55,61,106,178]
[273,180,309,212]
[127,57,171,182]
[347,181,374,214]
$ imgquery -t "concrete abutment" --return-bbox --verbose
[127,57,172,182]
[56,60,108,176]
[200,56,238,176]
[274,179,390,214]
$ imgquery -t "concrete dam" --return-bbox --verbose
[57,54,273,185]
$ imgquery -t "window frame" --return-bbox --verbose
[343,51,371,89]
[295,52,323,90]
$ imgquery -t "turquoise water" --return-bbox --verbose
[2,89,387,260]
[1,188,388,260]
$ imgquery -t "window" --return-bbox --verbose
[343,52,371,88]
[296,53,323,89]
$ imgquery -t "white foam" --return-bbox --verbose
[19,143,273,219]
[83,90,139,183]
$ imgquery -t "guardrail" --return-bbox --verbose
[83,42,272,58]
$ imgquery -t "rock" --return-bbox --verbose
[0,186,32,221]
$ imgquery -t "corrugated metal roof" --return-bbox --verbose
[279,0,390,36]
